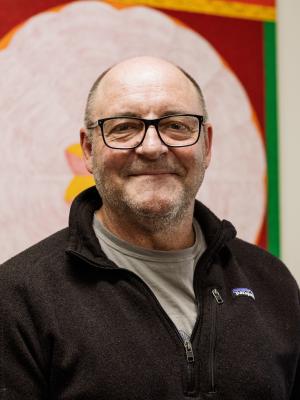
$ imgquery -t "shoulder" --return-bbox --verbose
[0,229,72,354]
[228,237,299,301]
[0,228,69,287]
[230,237,289,271]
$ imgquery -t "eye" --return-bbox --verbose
[104,119,144,136]
[167,122,187,131]
[161,119,190,132]
[113,124,126,132]
[112,122,138,132]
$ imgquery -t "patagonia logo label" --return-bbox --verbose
[232,288,255,300]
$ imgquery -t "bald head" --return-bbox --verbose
[84,56,208,136]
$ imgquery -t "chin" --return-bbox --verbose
[129,200,187,232]
[127,196,185,220]
[132,193,176,210]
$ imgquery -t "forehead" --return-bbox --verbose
[92,61,203,118]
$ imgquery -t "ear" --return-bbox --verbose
[80,128,93,174]
[203,123,213,169]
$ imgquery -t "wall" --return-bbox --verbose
[277,0,300,284]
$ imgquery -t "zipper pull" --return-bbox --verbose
[212,288,224,304]
[184,340,195,363]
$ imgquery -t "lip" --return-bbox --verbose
[129,172,176,176]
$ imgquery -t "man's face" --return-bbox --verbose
[81,58,212,228]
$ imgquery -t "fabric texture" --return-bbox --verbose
[1,186,299,400]
[93,215,206,338]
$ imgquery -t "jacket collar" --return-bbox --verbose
[66,186,236,268]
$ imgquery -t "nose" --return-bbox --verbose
[135,125,168,159]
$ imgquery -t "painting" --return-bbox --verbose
[0,0,278,262]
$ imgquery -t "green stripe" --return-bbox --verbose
[264,21,280,257]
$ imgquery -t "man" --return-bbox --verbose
[1,56,299,399]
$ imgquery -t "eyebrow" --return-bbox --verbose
[106,110,191,119]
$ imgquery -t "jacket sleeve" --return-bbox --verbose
[290,361,299,400]
[0,264,50,399]
[290,290,300,400]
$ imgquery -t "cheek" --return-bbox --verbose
[172,146,203,173]
[94,147,130,176]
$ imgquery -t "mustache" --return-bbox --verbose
[122,160,186,176]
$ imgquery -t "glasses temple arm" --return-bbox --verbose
[86,123,98,129]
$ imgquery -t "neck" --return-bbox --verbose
[95,205,195,251]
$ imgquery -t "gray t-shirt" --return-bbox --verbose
[93,216,206,339]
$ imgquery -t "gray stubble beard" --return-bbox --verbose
[92,157,206,234]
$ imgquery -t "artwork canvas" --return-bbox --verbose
[0,0,278,262]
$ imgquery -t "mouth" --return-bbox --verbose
[129,171,177,177]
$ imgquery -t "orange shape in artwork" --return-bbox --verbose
[64,144,95,204]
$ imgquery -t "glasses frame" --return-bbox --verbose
[88,114,204,150]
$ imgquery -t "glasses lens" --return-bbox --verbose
[158,115,200,146]
[103,118,144,148]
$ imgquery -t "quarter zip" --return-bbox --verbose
[212,288,224,305]
[184,339,196,394]
[184,339,195,363]
[69,250,223,396]
[209,288,223,393]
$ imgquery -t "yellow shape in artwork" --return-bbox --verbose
[64,175,95,203]
[64,144,95,203]
[103,0,276,21]
[67,143,84,157]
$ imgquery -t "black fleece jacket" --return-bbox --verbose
[1,186,299,399]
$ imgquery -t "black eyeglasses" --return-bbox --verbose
[88,114,204,149]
